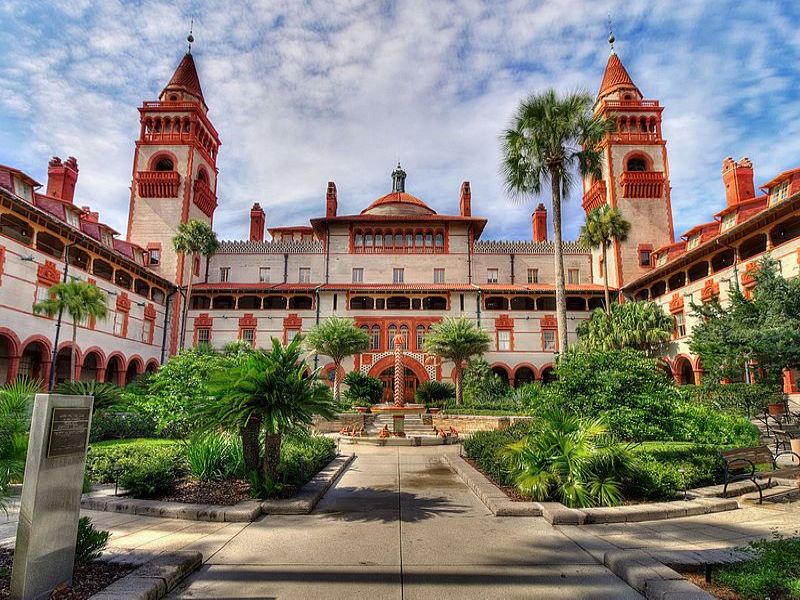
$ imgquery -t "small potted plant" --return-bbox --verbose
[767,400,786,418]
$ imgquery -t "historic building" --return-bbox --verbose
[1,40,798,399]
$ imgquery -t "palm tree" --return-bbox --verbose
[305,316,370,404]
[502,90,611,351]
[34,280,108,382]
[0,377,39,511]
[172,219,219,350]
[423,317,490,405]
[195,337,337,485]
[576,301,673,355]
[579,205,631,313]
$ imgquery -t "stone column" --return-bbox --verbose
[393,334,405,407]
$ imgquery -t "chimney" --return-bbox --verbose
[46,156,79,203]
[80,206,99,223]
[249,202,265,242]
[326,181,337,218]
[722,156,755,207]
[532,203,547,242]
[459,181,471,217]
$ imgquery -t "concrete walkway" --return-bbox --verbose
[165,446,641,599]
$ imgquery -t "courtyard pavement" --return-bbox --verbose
[2,444,799,598]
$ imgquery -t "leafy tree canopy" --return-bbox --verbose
[576,301,673,355]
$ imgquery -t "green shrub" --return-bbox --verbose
[75,517,110,564]
[416,381,456,407]
[86,439,183,485]
[671,403,760,447]
[278,434,336,488]
[681,382,781,418]
[462,421,533,487]
[185,432,244,481]
[342,371,384,406]
[89,411,157,442]
[462,358,511,404]
[117,450,184,498]
[715,535,800,599]
[626,442,724,500]
[56,380,122,411]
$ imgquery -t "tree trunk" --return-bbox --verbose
[239,415,262,473]
[454,363,463,406]
[602,243,610,314]
[263,432,282,483]
[551,169,568,352]
[180,252,195,351]
[71,321,78,382]
[332,360,341,404]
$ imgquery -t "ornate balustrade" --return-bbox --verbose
[582,180,607,213]
[620,171,665,198]
[137,170,180,198]
[193,179,217,217]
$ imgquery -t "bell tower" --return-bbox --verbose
[582,33,674,291]
[126,34,220,288]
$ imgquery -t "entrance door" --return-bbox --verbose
[379,367,420,403]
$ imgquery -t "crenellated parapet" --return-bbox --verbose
[217,239,324,254]
[473,240,588,254]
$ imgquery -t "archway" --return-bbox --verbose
[54,345,79,384]
[105,354,124,386]
[491,364,511,386]
[514,365,536,387]
[125,357,144,385]
[368,355,430,404]
[145,359,159,375]
[540,366,556,384]
[674,356,695,386]
[19,338,50,382]
[0,330,19,384]
[80,350,104,382]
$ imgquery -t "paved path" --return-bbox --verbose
[166,446,641,599]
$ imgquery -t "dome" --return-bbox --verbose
[361,191,436,216]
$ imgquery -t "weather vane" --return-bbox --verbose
[187,17,194,53]
[607,16,615,52]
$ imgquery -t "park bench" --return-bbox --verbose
[773,426,800,453]
[721,445,800,504]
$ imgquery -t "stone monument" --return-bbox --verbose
[11,393,93,600]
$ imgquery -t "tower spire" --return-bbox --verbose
[607,16,615,55]
[391,162,406,193]
[187,18,194,54]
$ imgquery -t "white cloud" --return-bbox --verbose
[0,0,798,245]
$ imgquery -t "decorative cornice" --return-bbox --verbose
[283,313,303,329]
[495,314,514,329]
[143,302,157,320]
[217,239,324,254]
[37,260,61,286]
[239,313,257,328]
[474,240,588,254]
[669,293,684,314]
[540,314,557,328]
[194,313,213,328]
[116,291,131,312]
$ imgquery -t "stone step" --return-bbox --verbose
[740,485,799,504]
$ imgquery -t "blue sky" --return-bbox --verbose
[2,0,799,243]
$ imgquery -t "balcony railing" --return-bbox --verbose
[609,132,660,144]
[620,171,665,198]
[602,99,660,109]
[193,179,217,217]
[137,171,180,198]
[582,180,607,213]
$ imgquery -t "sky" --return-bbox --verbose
[1,0,799,243]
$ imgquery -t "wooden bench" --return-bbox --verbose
[721,445,800,503]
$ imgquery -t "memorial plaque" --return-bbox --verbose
[47,407,91,458]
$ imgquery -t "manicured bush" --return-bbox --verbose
[415,381,455,407]
[279,434,336,488]
[681,382,782,418]
[671,403,760,447]
[715,535,800,599]
[185,432,244,481]
[75,517,110,564]
[117,450,185,498]
[86,439,183,485]
[626,442,724,500]
[89,411,157,442]
[342,371,384,406]
[462,421,533,487]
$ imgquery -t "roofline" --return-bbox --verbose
[0,164,41,187]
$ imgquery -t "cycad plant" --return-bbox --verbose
[579,205,631,312]
[194,337,337,487]
[34,280,108,383]
[55,380,122,410]
[0,377,39,511]
[502,90,612,351]
[502,407,633,508]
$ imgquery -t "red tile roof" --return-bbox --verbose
[163,53,205,104]
[598,52,640,98]
[362,191,436,215]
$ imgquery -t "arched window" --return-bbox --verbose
[435,233,444,250]
[406,233,413,248]
[416,325,425,350]
[386,296,411,310]
[154,157,174,171]
[114,270,133,290]
[388,325,397,349]
[67,247,90,270]
[371,325,380,350]
[134,279,150,298]
[399,325,409,348]
[650,281,667,298]
[711,249,735,272]
[364,233,373,248]
[263,295,287,309]
[770,215,800,247]
[415,233,423,247]
[510,297,535,311]
[289,296,313,309]
[92,258,113,281]
[0,213,33,245]
[151,288,166,304]
[688,262,709,282]
[375,233,383,248]
[355,232,363,247]
[424,232,433,248]
[197,168,209,184]
[626,157,647,172]
[394,233,403,248]
[739,234,767,260]
[668,272,686,291]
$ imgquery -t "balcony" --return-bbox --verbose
[137,171,180,198]
[582,180,607,213]
[602,99,660,109]
[193,179,217,217]
[609,132,660,144]
[620,171,665,198]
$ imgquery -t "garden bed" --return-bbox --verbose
[154,479,252,505]
[0,549,135,600]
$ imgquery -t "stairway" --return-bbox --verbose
[371,413,435,436]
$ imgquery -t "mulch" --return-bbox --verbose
[682,571,741,599]
[154,478,252,505]
[463,457,531,502]
[0,549,135,600]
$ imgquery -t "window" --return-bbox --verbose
[299,267,311,283]
[527,269,539,284]
[393,268,404,284]
[568,269,579,284]
[771,180,790,205]
[35,285,50,305]
[435,233,444,250]
[626,157,647,172]
[399,325,409,348]
[113,312,126,337]
[487,269,498,284]
[154,157,174,171]
[101,231,113,247]
[65,210,80,228]
[371,325,380,350]
[687,235,700,250]
[721,212,737,232]
[142,320,154,343]
[498,330,511,351]
[196,328,210,345]
[674,312,687,338]
[286,328,301,341]
[259,267,270,282]
[240,328,255,347]
[388,325,397,349]
[416,325,425,350]
[657,253,668,267]
[148,248,161,266]
[639,249,651,267]
[543,329,556,351]
[219,267,230,282]
[433,268,445,283]
[352,268,364,283]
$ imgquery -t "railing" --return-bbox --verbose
[137,171,180,198]
[582,180,607,213]
[620,171,665,198]
[609,132,660,144]
[603,99,660,108]
[142,101,199,109]
[193,179,217,217]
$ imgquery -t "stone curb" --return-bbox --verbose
[88,551,202,600]
[603,549,714,599]
[261,452,355,514]
[80,494,262,523]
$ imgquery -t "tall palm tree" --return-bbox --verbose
[305,316,370,404]
[423,317,490,405]
[34,280,108,382]
[579,205,631,313]
[502,90,611,351]
[172,219,219,350]
[196,337,337,484]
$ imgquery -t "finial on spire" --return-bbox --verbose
[391,162,407,193]
[187,17,194,54]
[607,16,615,54]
